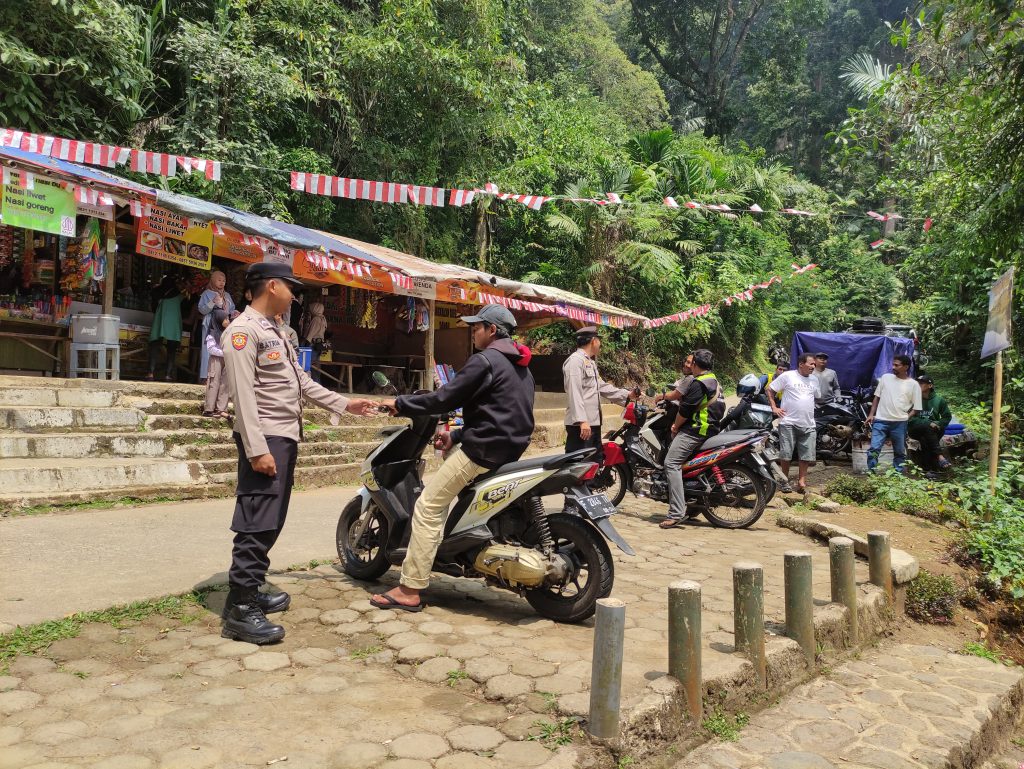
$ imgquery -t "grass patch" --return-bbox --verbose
[446,669,469,687]
[349,644,383,660]
[702,709,750,741]
[537,690,558,712]
[0,591,206,673]
[616,757,635,769]
[906,570,960,623]
[9,495,178,517]
[527,717,578,748]
[286,558,333,571]
[961,642,1014,666]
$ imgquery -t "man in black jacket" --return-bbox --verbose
[371,304,535,611]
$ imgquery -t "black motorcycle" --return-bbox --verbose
[815,388,873,457]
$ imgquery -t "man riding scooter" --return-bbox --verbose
[372,304,534,611]
[659,349,725,529]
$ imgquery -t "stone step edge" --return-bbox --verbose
[0,483,225,515]
[612,584,896,760]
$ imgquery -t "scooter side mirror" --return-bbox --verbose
[645,387,657,398]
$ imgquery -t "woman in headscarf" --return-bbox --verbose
[197,270,235,382]
[301,301,327,346]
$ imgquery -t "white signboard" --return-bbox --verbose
[982,267,1015,359]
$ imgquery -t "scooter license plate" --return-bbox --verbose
[762,446,779,461]
[576,494,617,520]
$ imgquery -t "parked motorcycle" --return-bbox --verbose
[592,394,785,528]
[336,398,634,623]
[815,388,873,457]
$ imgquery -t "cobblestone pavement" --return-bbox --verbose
[0,498,868,768]
[674,644,1024,769]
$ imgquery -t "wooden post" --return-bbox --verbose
[989,350,1003,499]
[102,218,117,316]
[424,297,436,391]
[668,580,702,722]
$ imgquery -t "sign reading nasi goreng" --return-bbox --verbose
[1,178,76,237]
[136,205,213,269]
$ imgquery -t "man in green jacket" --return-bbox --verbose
[908,375,953,470]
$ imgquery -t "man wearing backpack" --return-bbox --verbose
[659,349,725,529]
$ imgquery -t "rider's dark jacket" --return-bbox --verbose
[395,337,535,469]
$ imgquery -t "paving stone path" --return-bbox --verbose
[674,644,1024,769]
[0,499,867,768]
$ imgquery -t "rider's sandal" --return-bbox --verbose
[370,594,425,613]
[659,518,683,529]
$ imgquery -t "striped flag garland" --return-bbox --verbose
[128,200,152,218]
[869,239,885,249]
[65,184,114,206]
[176,156,222,181]
[406,185,446,207]
[923,218,933,232]
[510,194,548,211]
[605,193,622,204]
[1,167,33,189]
[749,204,763,213]
[389,272,414,291]
[449,189,476,207]
[131,149,176,177]
[664,197,679,208]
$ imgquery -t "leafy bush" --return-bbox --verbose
[823,474,876,504]
[906,570,960,624]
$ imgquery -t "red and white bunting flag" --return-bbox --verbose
[513,194,548,211]
[606,193,622,204]
[749,204,763,213]
[482,183,500,195]
[131,150,176,177]
[724,297,733,306]
[869,239,885,250]
[175,156,223,182]
[664,197,679,208]
[449,189,476,207]
[128,200,152,218]
[684,201,701,209]
[3,168,35,189]
[866,210,886,221]
[407,185,446,207]
[705,203,731,212]
[390,272,414,290]
[240,234,261,247]
[211,221,225,237]
[923,217,933,232]
[290,171,307,192]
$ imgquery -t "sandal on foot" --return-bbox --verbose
[780,483,794,494]
[796,485,808,495]
[659,518,683,529]
[370,594,424,613]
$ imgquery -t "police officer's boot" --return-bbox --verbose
[256,589,291,614]
[222,589,286,645]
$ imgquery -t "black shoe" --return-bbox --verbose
[222,593,286,645]
[257,590,291,614]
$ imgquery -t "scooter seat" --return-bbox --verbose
[476,448,599,481]
[699,430,760,452]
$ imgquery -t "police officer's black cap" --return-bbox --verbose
[576,326,599,342]
[245,261,304,289]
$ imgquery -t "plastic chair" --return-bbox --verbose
[69,343,120,380]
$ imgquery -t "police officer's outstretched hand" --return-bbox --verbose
[378,398,399,416]
[345,398,382,417]
[251,453,277,477]
[433,431,454,452]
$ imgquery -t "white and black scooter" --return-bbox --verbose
[336,382,634,623]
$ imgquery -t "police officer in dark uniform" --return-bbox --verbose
[221,262,377,644]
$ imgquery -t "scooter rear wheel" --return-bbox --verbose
[702,462,768,529]
[525,514,612,623]
[337,497,392,581]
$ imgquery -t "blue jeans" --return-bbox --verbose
[868,420,908,473]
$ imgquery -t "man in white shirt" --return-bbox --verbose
[766,353,819,493]
[864,354,922,474]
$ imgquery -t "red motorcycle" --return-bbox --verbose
[591,399,784,529]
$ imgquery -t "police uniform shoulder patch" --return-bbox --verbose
[231,332,248,350]
[267,350,281,361]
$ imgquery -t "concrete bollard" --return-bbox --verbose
[668,580,702,721]
[784,551,816,668]
[829,536,858,644]
[733,562,767,688]
[588,597,626,741]
[868,530,893,602]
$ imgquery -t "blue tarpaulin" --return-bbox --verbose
[791,332,915,391]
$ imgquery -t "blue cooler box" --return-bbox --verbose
[297,347,313,372]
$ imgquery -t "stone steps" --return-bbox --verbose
[180,438,379,462]
[0,431,170,459]
[0,405,145,432]
[0,483,224,512]
[201,451,362,475]
[672,643,1024,769]
[0,457,204,496]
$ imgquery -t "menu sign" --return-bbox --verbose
[136,206,213,269]
[1,178,76,237]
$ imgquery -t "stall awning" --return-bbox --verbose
[1,147,647,326]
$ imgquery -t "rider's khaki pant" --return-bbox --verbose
[400,447,489,590]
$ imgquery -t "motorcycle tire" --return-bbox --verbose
[525,514,613,623]
[702,462,768,529]
[337,497,392,581]
[590,464,630,507]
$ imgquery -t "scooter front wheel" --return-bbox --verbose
[337,497,392,581]
[525,514,613,623]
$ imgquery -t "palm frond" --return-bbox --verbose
[840,53,892,100]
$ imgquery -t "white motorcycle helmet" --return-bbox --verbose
[737,373,762,396]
